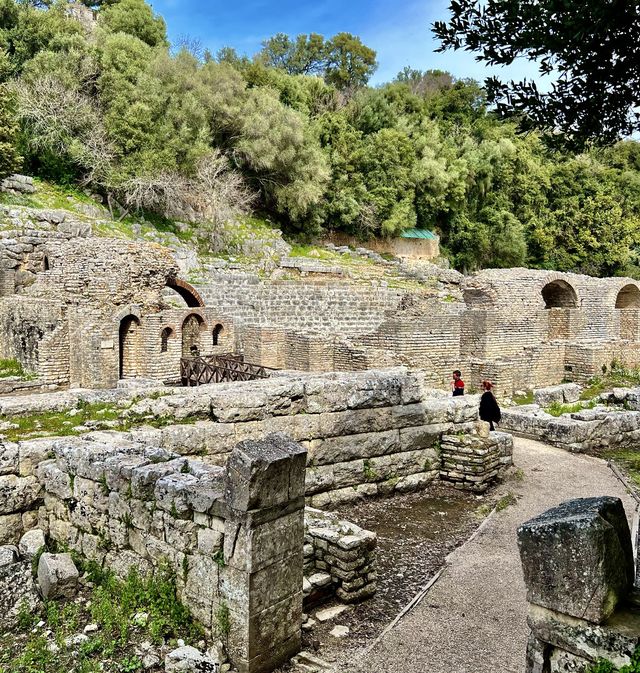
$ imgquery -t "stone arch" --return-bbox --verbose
[616,284,640,341]
[160,327,174,353]
[212,323,224,346]
[166,278,204,308]
[119,315,142,379]
[616,284,640,309]
[541,280,578,309]
[182,313,206,357]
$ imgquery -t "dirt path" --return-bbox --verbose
[346,437,638,673]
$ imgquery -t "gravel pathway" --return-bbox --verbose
[347,437,638,673]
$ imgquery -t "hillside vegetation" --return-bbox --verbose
[1,0,640,276]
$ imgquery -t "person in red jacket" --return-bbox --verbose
[451,370,465,396]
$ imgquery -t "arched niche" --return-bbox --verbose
[182,313,206,357]
[212,323,224,346]
[119,315,142,379]
[160,326,174,353]
[617,284,640,341]
[541,280,578,309]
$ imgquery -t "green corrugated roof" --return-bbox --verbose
[400,228,437,240]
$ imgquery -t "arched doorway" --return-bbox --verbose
[182,314,206,357]
[119,315,142,379]
[212,323,224,346]
[616,284,640,341]
[541,280,578,340]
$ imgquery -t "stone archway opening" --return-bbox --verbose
[616,284,640,309]
[616,284,640,341]
[541,280,578,309]
[119,315,142,379]
[182,314,206,357]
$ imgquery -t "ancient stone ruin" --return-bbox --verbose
[2,207,640,394]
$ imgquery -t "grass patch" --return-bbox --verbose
[603,448,640,489]
[513,390,534,405]
[0,358,34,380]
[0,562,203,673]
[496,492,517,511]
[2,400,200,442]
[581,362,640,400]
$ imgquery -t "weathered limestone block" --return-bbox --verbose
[18,439,55,476]
[0,560,40,629]
[0,441,18,475]
[37,552,79,599]
[527,603,640,670]
[518,497,634,623]
[306,429,400,467]
[165,646,219,673]
[0,474,41,513]
[225,433,306,512]
[533,383,582,407]
[19,528,46,560]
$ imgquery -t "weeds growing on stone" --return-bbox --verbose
[586,645,640,672]
[1,402,199,442]
[546,399,598,417]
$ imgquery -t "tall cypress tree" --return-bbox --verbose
[0,85,21,179]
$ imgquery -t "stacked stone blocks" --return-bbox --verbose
[34,433,307,673]
[304,508,376,604]
[439,427,513,493]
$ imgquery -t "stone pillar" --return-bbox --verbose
[221,434,306,673]
[518,497,637,672]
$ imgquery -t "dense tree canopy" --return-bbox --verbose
[258,31,377,89]
[433,0,640,147]
[1,0,640,277]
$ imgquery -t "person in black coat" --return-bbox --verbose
[479,380,501,431]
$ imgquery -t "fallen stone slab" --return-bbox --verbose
[315,604,349,622]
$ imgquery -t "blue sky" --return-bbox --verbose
[151,0,543,86]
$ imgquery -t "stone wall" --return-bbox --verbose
[440,429,513,492]
[35,433,307,673]
[501,404,640,453]
[117,369,482,508]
